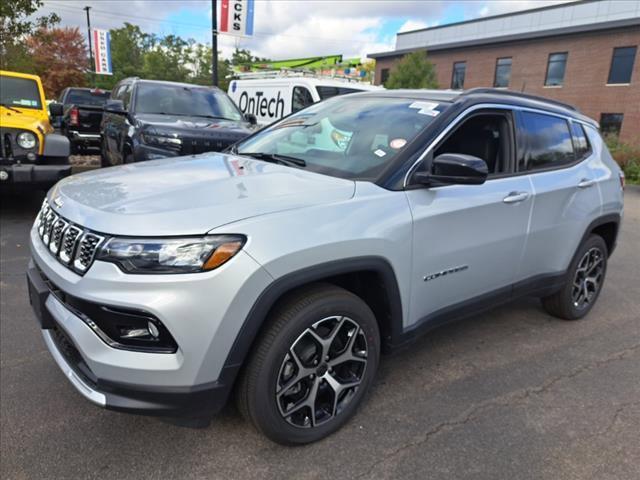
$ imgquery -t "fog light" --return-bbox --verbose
[148,321,159,338]
[0,171,8,181]
[27,152,36,161]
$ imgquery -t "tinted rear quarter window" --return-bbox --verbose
[522,111,574,171]
[570,122,591,160]
[316,86,363,100]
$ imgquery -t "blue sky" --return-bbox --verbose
[40,0,572,60]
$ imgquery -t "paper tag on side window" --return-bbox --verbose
[409,101,440,116]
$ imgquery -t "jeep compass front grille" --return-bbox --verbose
[35,200,105,275]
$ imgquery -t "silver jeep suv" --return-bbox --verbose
[28,89,624,444]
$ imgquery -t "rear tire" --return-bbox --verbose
[236,283,380,445]
[542,234,608,320]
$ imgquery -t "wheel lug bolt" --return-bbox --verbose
[310,374,315,380]
[325,356,330,361]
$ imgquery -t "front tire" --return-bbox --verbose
[542,234,608,320]
[236,284,380,445]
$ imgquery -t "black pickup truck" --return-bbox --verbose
[52,88,110,154]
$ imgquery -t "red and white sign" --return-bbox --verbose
[92,29,113,75]
[219,0,255,37]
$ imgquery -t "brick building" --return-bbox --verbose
[368,0,640,144]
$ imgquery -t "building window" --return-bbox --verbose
[545,52,568,86]
[600,113,624,136]
[380,68,390,85]
[451,61,466,89]
[494,57,512,88]
[608,46,637,84]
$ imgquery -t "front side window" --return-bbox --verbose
[600,113,624,136]
[494,57,512,88]
[434,111,512,175]
[236,96,445,180]
[292,86,314,112]
[0,76,42,109]
[134,83,242,120]
[521,111,574,171]
[608,46,637,84]
[545,52,568,86]
[451,61,466,89]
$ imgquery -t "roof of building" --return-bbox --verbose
[368,0,640,59]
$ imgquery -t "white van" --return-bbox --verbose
[227,73,381,126]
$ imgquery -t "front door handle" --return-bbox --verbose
[578,178,596,189]
[503,191,530,204]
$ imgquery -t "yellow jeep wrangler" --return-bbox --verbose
[0,70,71,187]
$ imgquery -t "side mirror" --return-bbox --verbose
[244,113,257,125]
[104,99,126,114]
[48,102,63,117]
[414,153,488,186]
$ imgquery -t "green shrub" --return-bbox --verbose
[604,134,640,185]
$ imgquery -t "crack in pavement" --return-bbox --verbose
[356,342,640,479]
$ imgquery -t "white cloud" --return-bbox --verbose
[35,0,573,62]
[398,20,430,33]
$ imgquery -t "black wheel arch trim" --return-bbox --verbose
[222,256,404,372]
[579,213,621,257]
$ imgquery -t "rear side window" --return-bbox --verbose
[292,86,314,113]
[521,111,574,171]
[316,86,363,100]
[571,122,591,160]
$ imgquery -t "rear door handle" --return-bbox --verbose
[578,178,596,189]
[503,191,530,204]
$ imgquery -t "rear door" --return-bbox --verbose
[405,107,533,328]
[516,111,602,280]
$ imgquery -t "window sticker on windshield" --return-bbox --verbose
[374,149,386,157]
[390,138,407,149]
[409,101,439,116]
[15,99,36,106]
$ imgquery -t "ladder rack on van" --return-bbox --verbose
[228,69,365,84]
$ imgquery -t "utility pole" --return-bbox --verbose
[212,0,218,86]
[83,6,94,86]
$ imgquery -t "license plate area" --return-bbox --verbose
[27,266,55,329]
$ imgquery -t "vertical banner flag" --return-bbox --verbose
[92,29,113,75]
[219,0,254,37]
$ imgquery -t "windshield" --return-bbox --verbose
[66,89,110,106]
[135,83,243,121]
[236,96,445,180]
[0,76,42,109]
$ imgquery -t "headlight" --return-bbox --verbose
[96,235,245,274]
[17,132,37,149]
[141,132,182,151]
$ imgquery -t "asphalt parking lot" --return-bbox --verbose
[1,187,639,480]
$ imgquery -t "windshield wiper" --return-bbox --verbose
[241,152,307,167]
[0,103,21,113]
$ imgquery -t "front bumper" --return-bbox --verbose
[28,225,272,418]
[0,163,71,185]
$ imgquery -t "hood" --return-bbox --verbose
[0,106,51,133]
[49,153,355,236]
[136,113,252,136]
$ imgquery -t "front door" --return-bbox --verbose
[404,109,532,329]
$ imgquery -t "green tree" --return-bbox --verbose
[385,51,438,89]
[231,47,269,69]
[0,0,59,70]
[189,43,232,90]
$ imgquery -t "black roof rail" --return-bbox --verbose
[462,88,578,112]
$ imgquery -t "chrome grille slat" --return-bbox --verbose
[36,201,105,275]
